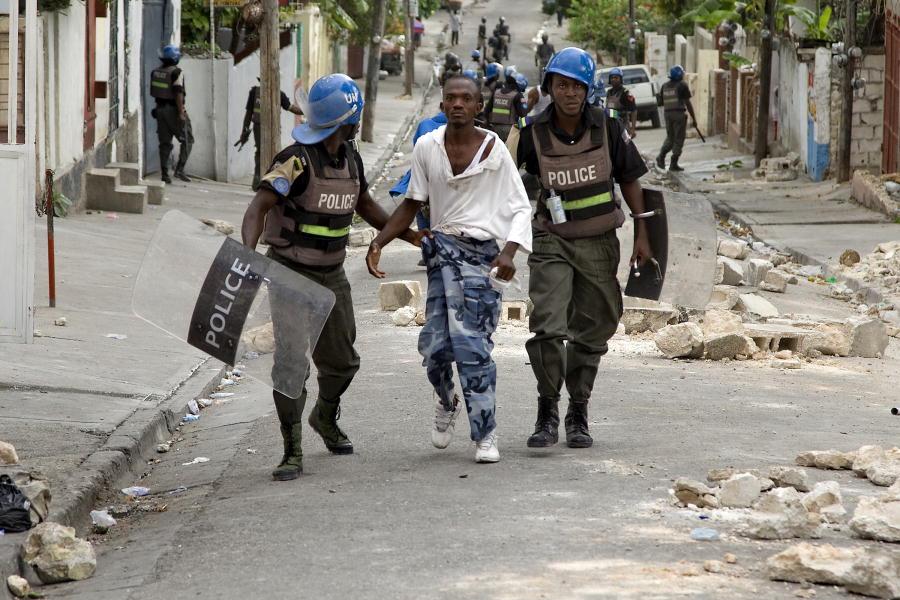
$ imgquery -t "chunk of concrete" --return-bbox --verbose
[704,333,757,361]
[713,259,725,285]
[241,322,275,355]
[0,441,18,465]
[22,522,97,583]
[845,316,890,358]
[378,280,423,311]
[853,445,887,476]
[348,227,376,247]
[621,304,677,334]
[718,238,749,260]
[654,323,704,359]
[736,293,779,318]
[740,487,822,539]
[391,306,417,326]
[761,269,790,293]
[200,218,235,235]
[801,481,846,523]
[719,473,762,508]
[768,466,811,492]
[717,256,746,286]
[6,575,30,598]
[701,309,744,337]
[706,285,740,310]
[674,477,719,508]
[747,258,774,287]
[767,542,900,599]
[795,450,854,470]
[850,494,900,543]
[501,300,528,322]
[867,461,900,487]
[803,323,852,356]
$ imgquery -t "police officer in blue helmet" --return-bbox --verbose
[149,44,193,183]
[240,74,422,481]
[656,65,697,172]
[486,65,528,141]
[506,47,652,451]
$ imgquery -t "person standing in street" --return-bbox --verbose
[150,44,193,183]
[467,49,484,78]
[477,17,488,54]
[449,10,462,47]
[413,16,425,50]
[604,67,637,138]
[240,74,421,481]
[486,66,528,142]
[656,65,697,172]
[556,0,569,26]
[507,48,652,450]
[236,80,304,190]
[479,61,503,122]
[535,33,555,78]
[493,17,510,61]
[365,75,532,464]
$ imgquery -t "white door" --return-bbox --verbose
[0,0,37,343]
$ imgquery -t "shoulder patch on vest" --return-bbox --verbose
[261,151,306,196]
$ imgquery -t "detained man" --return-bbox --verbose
[365,75,532,463]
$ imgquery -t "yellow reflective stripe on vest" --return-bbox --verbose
[151,81,169,88]
[492,107,511,115]
[299,224,351,238]
[562,192,612,211]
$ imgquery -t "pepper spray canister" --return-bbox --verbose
[546,188,567,225]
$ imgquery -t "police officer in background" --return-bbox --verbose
[605,67,637,138]
[656,65,697,172]
[486,66,528,142]
[534,33,555,78]
[240,74,421,481]
[477,17,488,54]
[479,61,503,122]
[439,52,463,86]
[467,50,484,78]
[237,80,304,190]
[507,48,652,450]
[150,44,193,183]
[493,16,510,60]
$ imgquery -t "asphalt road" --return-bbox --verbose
[46,3,900,599]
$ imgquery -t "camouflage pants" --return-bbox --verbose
[418,233,501,442]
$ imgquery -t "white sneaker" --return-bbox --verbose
[432,396,462,449]
[474,430,500,463]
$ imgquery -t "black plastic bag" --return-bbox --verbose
[0,474,33,533]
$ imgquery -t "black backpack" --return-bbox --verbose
[0,474,33,533]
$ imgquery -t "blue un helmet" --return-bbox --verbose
[292,74,364,145]
[587,71,606,106]
[485,62,503,81]
[515,73,528,93]
[669,65,685,81]
[541,47,595,95]
[462,69,479,82]
[159,44,181,63]
[471,49,481,61]
[608,66,624,83]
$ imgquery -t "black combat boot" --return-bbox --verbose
[161,170,172,184]
[308,397,354,454]
[655,154,666,170]
[669,156,684,172]
[564,400,593,448]
[526,397,559,448]
[272,423,303,481]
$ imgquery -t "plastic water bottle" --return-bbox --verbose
[546,188,567,225]
[489,267,522,292]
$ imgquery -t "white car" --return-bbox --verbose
[597,64,661,128]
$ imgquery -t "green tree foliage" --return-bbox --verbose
[567,0,661,63]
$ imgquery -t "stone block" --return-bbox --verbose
[701,309,744,337]
[713,259,724,285]
[654,322,704,359]
[736,293,779,318]
[801,481,846,523]
[760,269,789,293]
[719,473,761,508]
[744,322,810,353]
[348,227,376,247]
[718,256,746,286]
[767,543,900,598]
[746,258,774,287]
[378,280,423,311]
[845,316,889,358]
[621,304,677,334]
[717,238,749,259]
[802,322,851,356]
[706,285,740,310]
[850,494,900,543]
[704,332,757,360]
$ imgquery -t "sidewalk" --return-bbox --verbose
[665,134,900,303]
[0,50,434,588]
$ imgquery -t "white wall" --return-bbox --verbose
[775,46,810,166]
[182,45,297,182]
[43,8,87,174]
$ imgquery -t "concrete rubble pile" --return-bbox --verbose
[752,152,801,182]
[649,229,892,362]
[834,241,900,338]
[378,280,529,328]
[670,448,900,597]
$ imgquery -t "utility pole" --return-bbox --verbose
[404,0,414,97]
[837,0,857,183]
[753,0,776,167]
[627,0,636,64]
[362,0,388,142]
[259,0,281,170]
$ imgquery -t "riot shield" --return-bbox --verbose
[132,210,335,399]
[617,187,716,309]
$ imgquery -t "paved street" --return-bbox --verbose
[30,2,900,599]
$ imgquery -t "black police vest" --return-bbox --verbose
[150,65,180,101]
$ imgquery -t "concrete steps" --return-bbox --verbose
[85,163,167,213]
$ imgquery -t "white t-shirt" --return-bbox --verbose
[407,125,533,253]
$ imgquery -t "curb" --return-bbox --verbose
[668,170,888,307]
[363,71,436,189]
[0,359,226,591]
